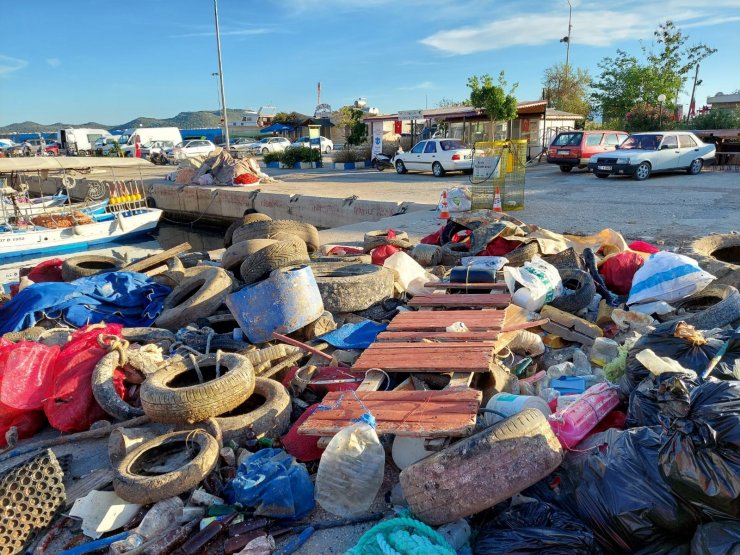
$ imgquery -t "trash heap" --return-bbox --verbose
[0,210,738,554]
[165,148,278,187]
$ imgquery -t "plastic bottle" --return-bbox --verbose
[635,349,694,376]
[315,420,385,517]
[110,497,183,553]
[571,349,592,376]
[548,382,620,449]
[590,337,620,367]
[483,393,552,425]
[383,251,438,296]
[547,361,575,380]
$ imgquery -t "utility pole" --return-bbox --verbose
[212,72,222,122]
[560,0,573,76]
[214,0,229,146]
[688,63,700,121]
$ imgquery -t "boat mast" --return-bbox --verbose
[214,0,230,147]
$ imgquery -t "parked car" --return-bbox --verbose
[249,137,291,155]
[142,140,175,158]
[289,136,334,153]
[93,136,122,156]
[394,139,473,177]
[587,132,715,181]
[167,139,217,162]
[547,130,628,172]
[228,137,258,157]
[27,138,59,156]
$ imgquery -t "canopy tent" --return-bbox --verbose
[0,157,153,173]
[260,123,294,134]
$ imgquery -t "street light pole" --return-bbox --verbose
[214,0,230,146]
[212,72,222,122]
[658,93,666,129]
[564,0,572,74]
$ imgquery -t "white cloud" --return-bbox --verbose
[399,81,436,90]
[0,54,28,76]
[46,58,61,68]
[420,2,740,55]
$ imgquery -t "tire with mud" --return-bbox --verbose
[232,220,320,253]
[140,352,255,424]
[216,377,291,442]
[672,284,740,329]
[92,351,145,421]
[61,255,123,281]
[309,262,394,313]
[400,409,564,525]
[239,238,310,284]
[121,328,177,351]
[112,429,219,504]
[224,213,272,248]
[689,234,740,288]
[154,267,233,331]
[221,239,276,272]
[549,268,596,314]
[363,230,412,252]
[504,241,541,267]
[312,254,372,264]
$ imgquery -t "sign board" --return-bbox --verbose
[371,128,383,158]
[0,268,19,287]
[473,156,501,180]
[314,103,332,118]
[308,125,321,149]
[397,110,424,121]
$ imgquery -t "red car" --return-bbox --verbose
[547,130,628,172]
[27,138,60,156]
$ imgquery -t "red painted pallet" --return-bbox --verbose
[424,282,508,290]
[386,309,506,332]
[408,293,511,309]
[298,388,482,437]
[376,331,501,342]
[352,342,495,372]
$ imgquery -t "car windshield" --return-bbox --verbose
[174,142,186,148]
[440,140,466,151]
[552,132,583,146]
[620,134,663,150]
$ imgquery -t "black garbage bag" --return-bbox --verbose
[624,321,739,393]
[546,427,702,554]
[626,372,700,428]
[658,379,740,520]
[690,521,740,555]
[473,500,599,555]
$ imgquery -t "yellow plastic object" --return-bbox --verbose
[471,139,527,211]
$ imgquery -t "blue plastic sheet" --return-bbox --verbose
[319,320,388,349]
[222,448,314,519]
[0,272,170,333]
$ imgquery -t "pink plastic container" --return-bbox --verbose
[548,382,619,449]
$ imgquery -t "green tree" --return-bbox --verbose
[272,111,304,126]
[334,106,367,146]
[436,97,471,108]
[467,71,518,139]
[542,63,591,117]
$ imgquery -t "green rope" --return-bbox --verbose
[345,516,456,555]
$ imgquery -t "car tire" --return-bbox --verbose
[324,146,332,153]
[559,165,572,173]
[395,160,407,174]
[61,255,123,281]
[261,148,268,155]
[232,220,320,253]
[687,158,703,175]
[595,173,609,179]
[633,161,651,181]
[216,377,292,442]
[432,162,446,177]
[309,262,395,313]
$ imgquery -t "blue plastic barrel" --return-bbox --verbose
[226,265,324,343]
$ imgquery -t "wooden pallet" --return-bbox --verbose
[387,309,506,332]
[376,331,501,342]
[299,388,482,438]
[424,282,508,290]
[408,293,511,309]
[352,342,495,373]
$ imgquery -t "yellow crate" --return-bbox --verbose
[471,139,527,210]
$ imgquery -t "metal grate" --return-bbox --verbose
[470,140,527,211]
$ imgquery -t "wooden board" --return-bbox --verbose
[387,309,506,332]
[377,331,501,342]
[408,293,511,309]
[299,388,482,438]
[352,343,494,373]
[424,282,508,290]
[119,242,191,274]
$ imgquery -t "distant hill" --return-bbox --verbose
[0,109,248,135]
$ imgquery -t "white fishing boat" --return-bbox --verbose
[2,193,108,217]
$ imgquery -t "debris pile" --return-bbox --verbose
[0,210,738,554]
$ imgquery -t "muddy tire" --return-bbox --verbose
[242,212,272,225]
[216,378,291,442]
[504,241,541,267]
[240,238,310,284]
[689,234,740,288]
[112,430,219,504]
[400,409,564,525]
[549,268,596,314]
[232,220,320,253]
[121,328,177,351]
[92,351,145,421]
[61,255,123,281]
[155,267,233,331]
[140,352,255,424]
[310,263,394,313]
[221,239,276,272]
[224,213,272,248]
[672,284,740,329]
[312,254,372,264]
[363,230,412,253]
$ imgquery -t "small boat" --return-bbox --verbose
[2,193,108,217]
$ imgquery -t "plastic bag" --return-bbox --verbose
[43,324,123,432]
[599,251,644,295]
[0,401,46,447]
[628,251,714,306]
[624,321,739,393]
[690,521,740,555]
[504,256,563,311]
[626,372,700,428]
[222,448,314,519]
[438,187,471,213]
[474,501,598,555]
[27,258,64,283]
[0,341,59,410]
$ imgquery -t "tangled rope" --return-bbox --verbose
[346,516,455,555]
[97,334,130,367]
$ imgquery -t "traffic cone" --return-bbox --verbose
[493,187,503,213]
[439,190,450,219]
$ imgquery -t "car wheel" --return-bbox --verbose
[261,148,268,155]
[432,162,445,177]
[633,161,651,181]
[324,146,332,153]
[559,165,572,173]
[687,158,703,175]
[395,160,407,174]
[595,173,609,179]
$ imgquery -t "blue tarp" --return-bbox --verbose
[0,272,171,333]
[260,123,293,134]
[319,320,388,349]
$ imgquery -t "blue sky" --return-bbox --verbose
[1,0,740,126]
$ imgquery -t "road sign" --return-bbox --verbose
[397,110,424,121]
[372,128,383,157]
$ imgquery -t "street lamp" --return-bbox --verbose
[657,94,666,129]
[214,0,229,147]
[559,0,573,75]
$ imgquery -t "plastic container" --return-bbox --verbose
[549,382,620,449]
[450,266,498,284]
[571,349,592,376]
[383,251,438,296]
[547,362,575,380]
[549,376,587,395]
[110,497,183,553]
[484,393,552,426]
[556,394,580,411]
[392,436,435,470]
[635,348,693,376]
[315,421,385,517]
[590,337,620,367]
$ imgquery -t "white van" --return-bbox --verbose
[59,128,113,156]
[119,127,182,157]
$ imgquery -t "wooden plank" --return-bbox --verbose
[120,242,192,274]
[300,389,481,438]
[367,342,498,349]
[447,372,474,388]
[408,293,511,308]
[352,348,493,373]
[387,310,506,332]
[424,282,508,289]
[64,469,114,508]
[377,331,501,342]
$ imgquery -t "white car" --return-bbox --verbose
[289,136,333,153]
[167,139,217,162]
[249,137,291,155]
[394,139,473,177]
[587,131,715,181]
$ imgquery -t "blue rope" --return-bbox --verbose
[315,389,377,428]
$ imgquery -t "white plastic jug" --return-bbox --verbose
[384,251,438,296]
[315,421,385,517]
[484,393,552,425]
[635,349,695,377]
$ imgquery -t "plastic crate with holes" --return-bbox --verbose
[470,140,527,211]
